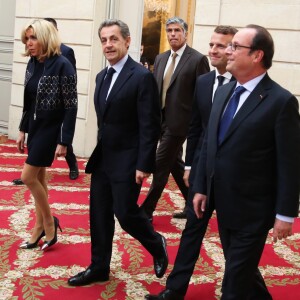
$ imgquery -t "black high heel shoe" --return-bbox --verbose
[20,230,45,249]
[41,216,62,251]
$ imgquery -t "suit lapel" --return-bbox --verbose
[95,69,107,116]
[103,57,135,116]
[211,82,235,138]
[229,76,236,83]
[155,51,170,94]
[203,71,216,103]
[220,74,270,145]
[169,46,191,88]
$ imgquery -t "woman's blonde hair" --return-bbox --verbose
[21,19,61,60]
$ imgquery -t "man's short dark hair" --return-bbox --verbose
[246,24,274,69]
[214,25,238,36]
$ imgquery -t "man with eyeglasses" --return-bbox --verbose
[145,25,237,300]
[193,24,300,299]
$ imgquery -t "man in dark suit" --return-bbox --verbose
[141,17,210,221]
[44,18,77,71]
[193,25,300,299]
[68,19,168,286]
[12,17,79,182]
[44,18,79,180]
[145,25,237,300]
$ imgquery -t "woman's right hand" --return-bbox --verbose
[16,131,25,153]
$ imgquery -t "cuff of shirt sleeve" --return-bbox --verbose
[184,166,191,170]
[276,214,294,223]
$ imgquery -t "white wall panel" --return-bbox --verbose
[194,0,300,100]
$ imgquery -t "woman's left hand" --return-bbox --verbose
[55,144,67,160]
[16,131,26,153]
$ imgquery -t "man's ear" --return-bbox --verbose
[253,49,264,63]
[126,36,131,49]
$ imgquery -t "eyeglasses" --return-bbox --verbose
[227,43,254,51]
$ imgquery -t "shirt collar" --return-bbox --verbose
[215,70,232,82]
[108,54,128,73]
[237,72,266,92]
[170,43,187,57]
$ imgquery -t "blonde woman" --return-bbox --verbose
[17,20,77,250]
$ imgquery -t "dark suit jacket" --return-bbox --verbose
[153,45,210,137]
[85,56,161,180]
[185,71,216,168]
[185,71,235,183]
[194,74,300,232]
[61,43,76,71]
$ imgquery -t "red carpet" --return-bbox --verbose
[0,136,299,299]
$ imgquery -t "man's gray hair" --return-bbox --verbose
[98,19,130,39]
[166,17,188,33]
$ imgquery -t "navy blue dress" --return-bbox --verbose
[25,61,64,167]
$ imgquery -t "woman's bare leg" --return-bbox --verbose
[21,163,54,242]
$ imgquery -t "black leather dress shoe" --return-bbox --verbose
[172,211,187,219]
[69,167,79,180]
[145,289,184,300]
[68,267,109,286]
[12,178,24,185]
[153,235,168,278]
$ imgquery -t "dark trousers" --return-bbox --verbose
[219,226,272,300]
[65,144,77,170]
[89,164,163,272]
[166,188,214,295]
[141,125,188,216]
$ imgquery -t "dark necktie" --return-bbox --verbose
[217,75,225,88]
[218,86,246,144]
[162,52,178,108]
[100,67,116,106]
